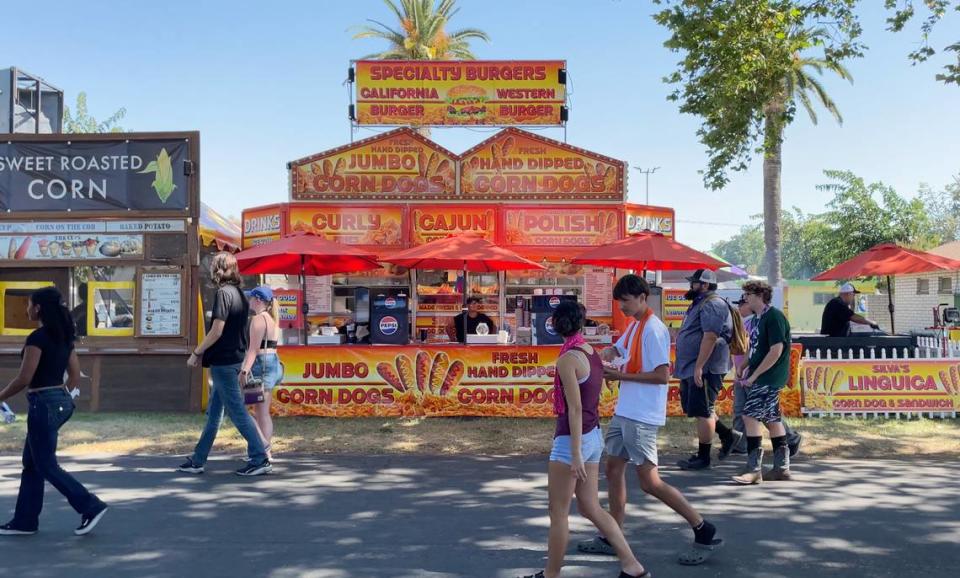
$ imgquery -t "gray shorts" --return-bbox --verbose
[604,415,659,467]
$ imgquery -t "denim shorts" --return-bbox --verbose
[550,426,603,465]
[252,353,283,390]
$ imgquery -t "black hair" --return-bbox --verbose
[552,301,584,338]
[466,296,482,305]
[707,283,718,292]
[613,274,650,300]
[31,286,76,345]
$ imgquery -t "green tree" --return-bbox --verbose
[62,92,126,133]
[919,174,960,243]
[816,169,937,264]
[885,0,960,85]
[653,1,862,287]
[353,0,490,60]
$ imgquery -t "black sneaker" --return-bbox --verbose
[0,522,37,536]
[718,431,744,461]
[236,460,272,477]
[677,455,711,470]
[75,504,108,536]
[177,459,204,474]
[788,434,803,458]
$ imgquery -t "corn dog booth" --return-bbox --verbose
[0,132,206,413]
[241,126,731,418]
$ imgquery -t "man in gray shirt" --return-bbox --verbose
[674,270,740,470]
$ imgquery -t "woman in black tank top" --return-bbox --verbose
[240,286,282,460]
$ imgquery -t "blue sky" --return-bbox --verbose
[4,0,958,250]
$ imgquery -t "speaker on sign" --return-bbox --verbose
[347,67,355,83]
[560,106,569,122]
[349,104,356,121]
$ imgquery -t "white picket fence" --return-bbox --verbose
[800,337,960,420]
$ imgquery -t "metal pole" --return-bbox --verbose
[632,166,660,205]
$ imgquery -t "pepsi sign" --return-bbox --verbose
[549,296,561,308]
[379,316,399,336]
[384,297,398,309]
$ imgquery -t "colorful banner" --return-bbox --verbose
[662,288,692,329]
[801,358,960,413]
[288,205,404,247]
[625,204,675,237]
[503,206,620,247]
[460,129,624,201]
[0,234,143,261]
[242,206,284,248]
[290,129,457,201]
[410,206,496,244]
[274,289,302,330]
[271,344,802,418]
[354,60,565,126]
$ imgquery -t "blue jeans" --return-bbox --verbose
[11,389,104,530]
[190,363,267,466]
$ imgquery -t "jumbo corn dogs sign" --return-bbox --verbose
[272,345,803,418]
[354,60,566,126]
[290,129,457,201]
[802,359,960,413]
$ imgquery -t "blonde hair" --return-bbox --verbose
[268,298,280,324]
[210,252,241,286]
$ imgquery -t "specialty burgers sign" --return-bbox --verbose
[353,60,566,126]
[290,129,457,201]
[460,129,625,201]
[0,138,190,212]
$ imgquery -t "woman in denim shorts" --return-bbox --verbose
[519,302,649,578]
[241,286,283,461]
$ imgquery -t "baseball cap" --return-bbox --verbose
[686,269,718,285]
[839,283,860,294]
[245,285,274,302]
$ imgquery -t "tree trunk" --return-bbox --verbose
[763,102,785,287]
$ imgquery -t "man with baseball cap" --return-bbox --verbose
[674,269,738,471]
[819,283,880,338]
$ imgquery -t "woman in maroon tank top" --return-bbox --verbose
[519,302,649,578]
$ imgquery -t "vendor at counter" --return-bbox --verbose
[447,296,497,343]
[819,283,880,337]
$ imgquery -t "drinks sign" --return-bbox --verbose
[0,139,189,211]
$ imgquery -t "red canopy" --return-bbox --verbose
[572,232,727,271]
[235,231,381,276]
[382,234,545,272]
[811,243,960,280]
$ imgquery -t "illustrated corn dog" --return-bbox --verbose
[950,367,960,395]
[437,159,452,179]
[377,362,405,392]
[491,144,502,174]
[596,163,605,177]
[426,152,439,177]
[415,351,431,393]
[395,355,415,393]
[439,361,465,396]
[603,167,616,190]
[583,162,594,179]
[429,352,450,395]
[334,158,345,177]
[418,151,428,178]
[501,136,514,157]
[323,159,333,178]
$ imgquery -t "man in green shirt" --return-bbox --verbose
[732,280,793,485]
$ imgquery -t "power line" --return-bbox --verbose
[677,219,749,228]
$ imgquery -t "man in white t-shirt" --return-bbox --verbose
[577,274,723,566]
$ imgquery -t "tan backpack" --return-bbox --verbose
[707,295,749,356]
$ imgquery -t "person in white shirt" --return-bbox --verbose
[577,275,723,566]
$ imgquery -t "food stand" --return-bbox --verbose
[243,127,802,418]
[0,132,204,412]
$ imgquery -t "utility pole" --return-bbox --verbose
[632,166,660,205]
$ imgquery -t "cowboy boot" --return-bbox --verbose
[732,447,764,485]
[763,444,792,481]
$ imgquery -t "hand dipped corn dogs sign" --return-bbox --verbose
[802,359,960,414]
[353,60,566,126]
[271,345,803,418]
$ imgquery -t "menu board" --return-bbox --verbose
[137,268,183,337]
[584,267,612,316]
[305,275,332,314]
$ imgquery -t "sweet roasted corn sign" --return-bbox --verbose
[802,358,960,413]
[354,60,566,126]
[272,345,803,418]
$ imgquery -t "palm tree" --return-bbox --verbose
[354,0,490,60]
[763,27,852,286]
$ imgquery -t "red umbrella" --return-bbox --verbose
[382,234,544,341]
[235,231,382,343]
[812,243,960,332]
[572,232,727,271]
[383,234,545,272]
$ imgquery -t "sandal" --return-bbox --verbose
[618,571,651,577]
[518,572,544,578]
[677,538,724,566]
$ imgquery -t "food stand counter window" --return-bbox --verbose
[299,266,408,340]
[0,282,52,336]
[415,270,499,342]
